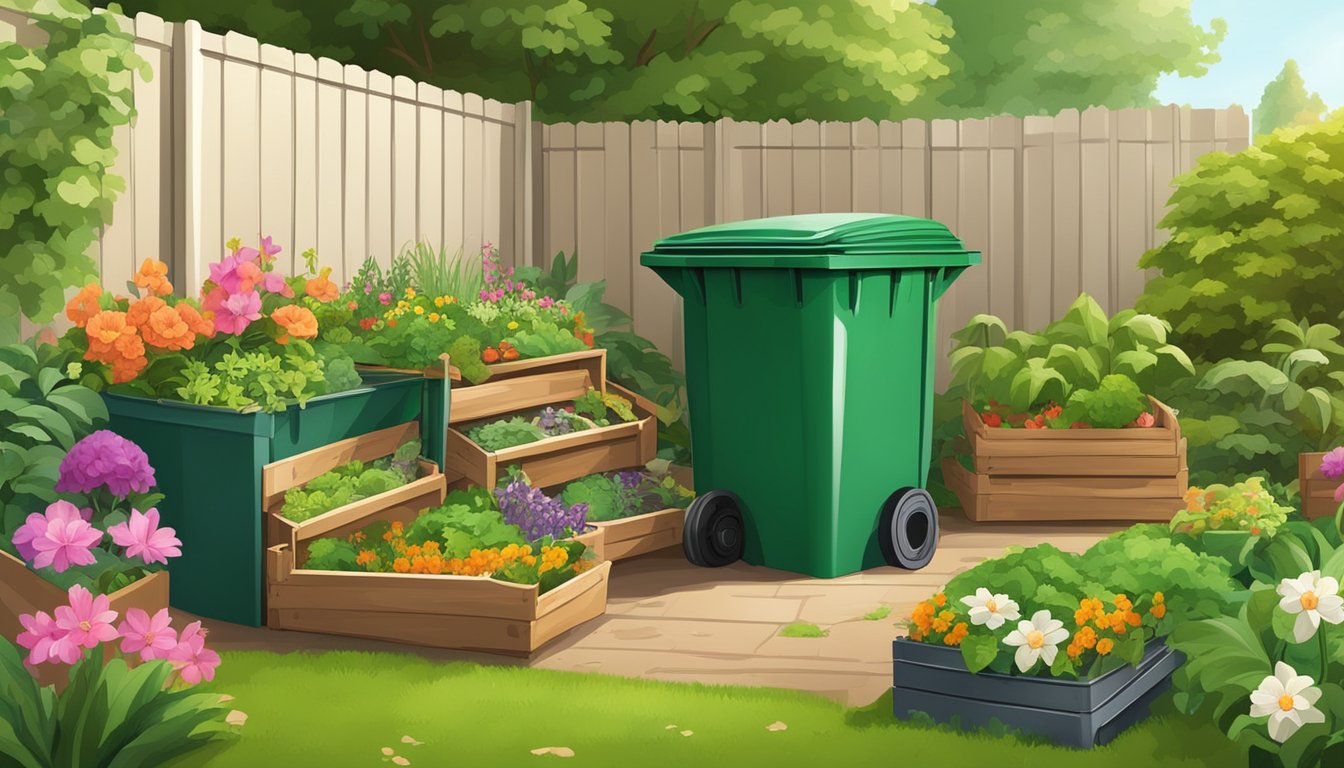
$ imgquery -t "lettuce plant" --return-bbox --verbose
[280,442,421,523]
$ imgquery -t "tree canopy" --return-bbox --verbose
[100,0,1225,122]
[1253,59,1327,137]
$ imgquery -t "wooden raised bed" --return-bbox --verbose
[262,421,448,552]
[265,496,611,655]
[0,549,169,688]
[1300,452,1341,520]
[445,377,658,490]
[944,398,1188,522]
[592,507,685,561]
[359,348,605,389]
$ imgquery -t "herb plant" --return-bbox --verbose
[280,440,421,523]
[559,468,694,522]
[466,417,550,452]
[495,477,589,542]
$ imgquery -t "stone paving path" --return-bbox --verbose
[191,513,1122,706]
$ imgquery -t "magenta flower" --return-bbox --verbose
[521,289,536,301]
[484,273,497,285]
[28,502,102,573]
[364,282,373,294]
[378,292,392,305]
[56,430,156,497]
[1335,483,1344,504]
[15,610,65,666]
[257,271,294,298]
[117,607,178,661]
[208,253,250,294]
[1321,448,1344,480]
[538,296,555,309]
[214,290,262,335]
[169,621,220,685]
[108,508,182,565]
[260,236,282,262]
[12,500,92,564]
[54,584,118,653]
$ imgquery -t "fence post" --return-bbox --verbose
[516,100,544,269]
[172,20,203,293]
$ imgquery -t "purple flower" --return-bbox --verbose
[1321,448,1344,480]
[56,430,156,497]
[616,471,645,490]
[493,480,587,542]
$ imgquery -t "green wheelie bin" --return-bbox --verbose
[641,213,980,578]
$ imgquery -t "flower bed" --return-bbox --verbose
[266,486,609,655]
[444,376,658,491]
[943,396,1188,521]
[552,466,695,561]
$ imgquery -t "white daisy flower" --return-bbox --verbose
[960,588,1021,630]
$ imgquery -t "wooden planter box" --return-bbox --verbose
[360,348,606,407]
[944,398,1188,522]
[569,525,607,563]
[1300,452,1341,520]
[892,637,1184,748]
[262,421,448,554]
[591,508,685,561]
[445,377,658,490]
[265,497,612,655]
[0,549,169,688]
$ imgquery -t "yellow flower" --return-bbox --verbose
[507,321,519,330]
[434,296,445,308]
[405,287,416,298]
[429,312,440,323]
[414,305,425,315]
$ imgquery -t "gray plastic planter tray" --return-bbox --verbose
[891,637,1185,748]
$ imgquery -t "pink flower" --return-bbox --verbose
[538,296,555,309]
[521,290,536,301]
[258,271,294,297]
[260,236,282,262]
[504,280,514,292]
[16,610,65,666]
[1335,483,1344,504]
[1321,447,1344,480]
[208,254,251,294]
[484,273,497,285]
[108,508,182,565]
[54,585,118,652]
[117,607,178,661]
[169,621,220,685]
[1128,412,1156,428]
[479,289,490,301]
[213,290,262,335]
[27,501,102,573]
[378,292,392,306]
[364,282,373,294]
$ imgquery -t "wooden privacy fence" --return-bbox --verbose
[541,109,1250,378]
[3,10,1249,384]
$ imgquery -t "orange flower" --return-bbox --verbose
[85,311,144,359]
[132,258,173,296]
[139,303,195,351]
[1096,638,1114,656]
[1150,604,1167,619]
[175,303,216,338]
[1067,643,1082,659]
[931,617,951,633]
[356,550,376,566]
[126,295,167,330]
[943,622,968,646]
[933,593,947,607]
[392,557,410,573]
[304,267,339,302]
[271,304,318,344]
[1113,594,1133,612]
[65,283,103,328]
[1125,611,1142,627]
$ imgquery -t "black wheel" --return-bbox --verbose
[683,490,745,567]
[879,488,938,570]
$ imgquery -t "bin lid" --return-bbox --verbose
[641,213,981,270]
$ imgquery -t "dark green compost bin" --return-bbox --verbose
[641,213,980,578]
[103,371,448,626]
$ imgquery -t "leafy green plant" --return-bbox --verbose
[779,622,828,638]
[863,605,892,621]
[280,448,420,524]
[466,417,549,452]
[1064,374,1149,429]
[0,342,108,535]
[0,0,150,342]
[1137,112,1344,363]
[558,467,693,522]
[404,241,485,300]
[175,342,332,413]
[505,322,587,359]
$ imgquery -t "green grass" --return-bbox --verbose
[402,241,485,299]
[863,605,893,621]
[778,621,828,638]
[167,650,1244,768]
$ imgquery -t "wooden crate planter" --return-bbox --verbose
[360,348,607,411]
[892,638,1184,748]
[445,377,658,490]
[0,549,169,688]
[592,508,685,561]
[569,525,607,563]
[1300,452,1341,520]
[944,398,1188,522]
[265,499,612,655]
[262,421,448,553]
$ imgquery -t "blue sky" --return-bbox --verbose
[1153,0,1344,112]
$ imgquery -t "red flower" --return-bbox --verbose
[982,412,1002,428]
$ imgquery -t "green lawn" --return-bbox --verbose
[169,650,1243,768]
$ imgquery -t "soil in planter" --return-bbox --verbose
[461,388,638,453]
[554,467,694,522]
[298,487,594,594]
[280,438,425,523]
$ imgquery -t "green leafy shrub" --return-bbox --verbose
[0,0,149,341]
[506,322,588,359]
[560,467,694,522]
[1065,374,1149,429]
[572,387,637,426]
[1136,112,1344,362]
[0,342,108,535]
